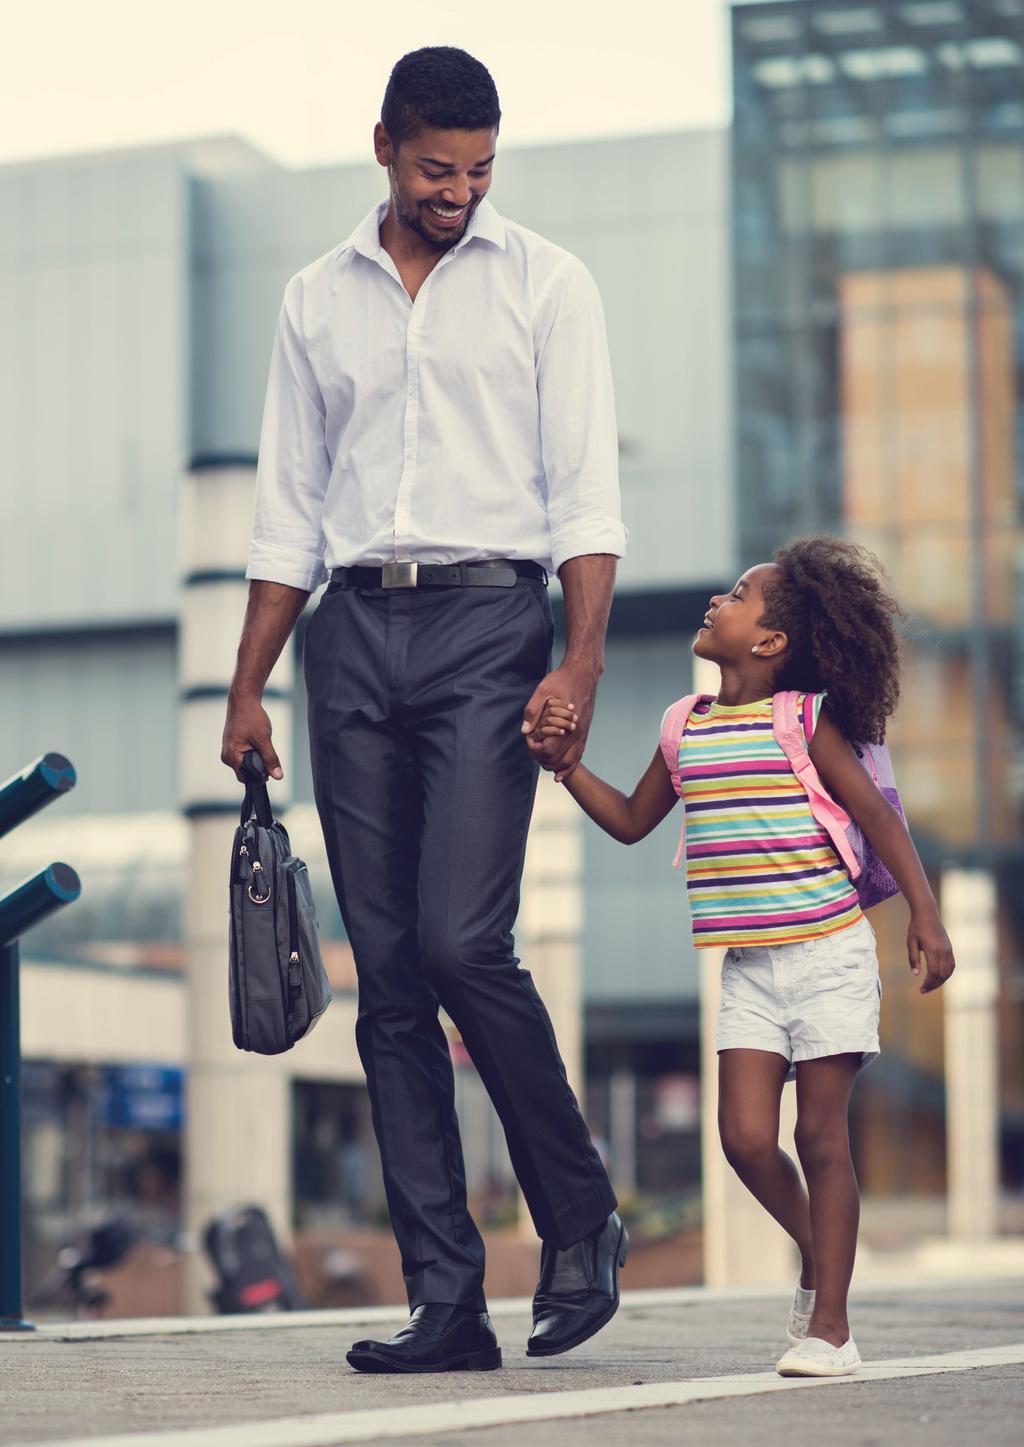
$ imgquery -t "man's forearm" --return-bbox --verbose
[230,580,311,699]
[557,554,617,680]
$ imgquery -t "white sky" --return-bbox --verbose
[2,1,734,170]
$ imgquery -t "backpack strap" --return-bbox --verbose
[771,692,861,880]
[659,693,708,869]
[659,694,701,794]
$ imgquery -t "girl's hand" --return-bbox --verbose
[810,711,958,996]
[908,911,956,994]
[527,699,578,746]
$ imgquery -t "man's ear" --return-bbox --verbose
[373,122,393,168]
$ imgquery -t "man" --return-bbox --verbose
[221,46,628,1373]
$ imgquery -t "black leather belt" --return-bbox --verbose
[329,560,548,590]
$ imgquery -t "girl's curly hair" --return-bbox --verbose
[758,536,905,744]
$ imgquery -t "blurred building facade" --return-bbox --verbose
[6,1,1023,1305]
[732,0,1024,1197]
[0,128,731,1296]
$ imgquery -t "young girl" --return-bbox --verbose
[529,536,956,1378]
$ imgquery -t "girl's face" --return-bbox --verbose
[693,563,783,666]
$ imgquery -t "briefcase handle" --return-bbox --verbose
[239,749,275,828]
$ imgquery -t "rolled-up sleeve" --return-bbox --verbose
[534,257,628,573]
[246,277,331,591]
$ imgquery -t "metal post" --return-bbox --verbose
[0,754,76,839]
[0,754,79,1331]
[0,942,28,1330]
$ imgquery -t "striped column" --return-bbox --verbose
[695,655,798,1287]
[179,456,294,1313]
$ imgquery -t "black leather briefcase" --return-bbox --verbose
[228,751,331,1054]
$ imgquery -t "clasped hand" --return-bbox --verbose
[523,691,582,784]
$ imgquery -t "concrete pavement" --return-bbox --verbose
[1,1279,1022,1445]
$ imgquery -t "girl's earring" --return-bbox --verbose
[751,645,759,654]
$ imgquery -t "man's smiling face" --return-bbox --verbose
[375,123,497,251]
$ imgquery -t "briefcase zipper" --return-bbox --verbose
[249,860,271,902]
[285,867,303,1009]
[240,841,271,905]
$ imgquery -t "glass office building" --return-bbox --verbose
[732,0,1024,1197]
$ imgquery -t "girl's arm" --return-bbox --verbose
[562,749,680,844]
[809,711,956,994]
[527,701,679,842]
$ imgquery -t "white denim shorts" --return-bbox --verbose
[717,914,881,1080]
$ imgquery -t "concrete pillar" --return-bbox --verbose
[694,656,798,1286]
[515,775,585,1235]
[519,775,585,1100]
[609,1069,637,1196]
[942,866,999,1240]
[700,947,799,1285]
[179,459,295,1312]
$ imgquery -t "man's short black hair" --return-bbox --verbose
[381,47,501,148]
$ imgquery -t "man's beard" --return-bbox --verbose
[392,176,471,251]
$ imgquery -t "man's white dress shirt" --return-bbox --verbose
[246,198,626,591]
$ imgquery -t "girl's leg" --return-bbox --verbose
[718,1049,815,1288]
[793,1054,863,1346]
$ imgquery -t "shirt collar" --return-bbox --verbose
[338,196,507,263]
[462,198,507,251]
[339,200,389,260]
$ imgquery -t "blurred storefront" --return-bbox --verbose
[731,0,1024,1202]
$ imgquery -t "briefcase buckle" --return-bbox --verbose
[381,561,419,589]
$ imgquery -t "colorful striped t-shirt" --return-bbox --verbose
[678,695,863,949]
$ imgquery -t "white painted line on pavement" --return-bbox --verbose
[13,1341,1024,1447]
[2,1274,1013,1343]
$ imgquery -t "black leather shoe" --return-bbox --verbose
[526,1211,629,1357]
[346,1303,501,1374]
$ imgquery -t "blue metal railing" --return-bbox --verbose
[0,754,81,1331]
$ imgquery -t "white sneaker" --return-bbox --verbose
[786,1283,815,1346]
[775,1336,861,1377]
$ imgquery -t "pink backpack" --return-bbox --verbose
[659,691,905,910]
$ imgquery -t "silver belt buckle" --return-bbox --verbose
[381,561,419,589]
